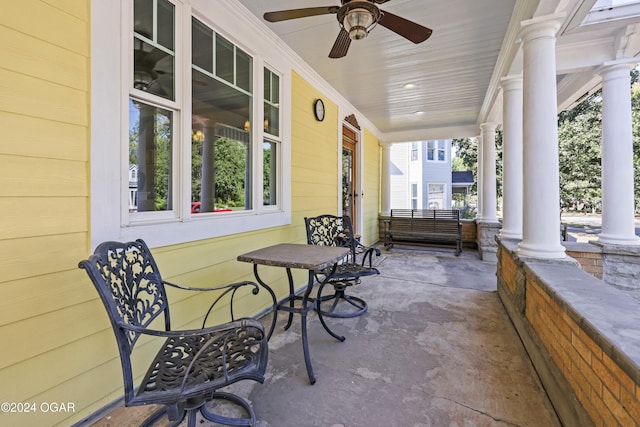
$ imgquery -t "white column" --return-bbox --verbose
[598,61,640,245]
[480,123,498,222]
[518,16,566,259]
[475,134,483,219]
[381,143,392,216]
[500,76,523,239]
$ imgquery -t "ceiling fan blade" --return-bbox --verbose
[329,28,351,59]
[378,11,433,44]
[264,6,339,22]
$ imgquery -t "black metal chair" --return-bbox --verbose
[79,239,268,427]
[304,215,381,318]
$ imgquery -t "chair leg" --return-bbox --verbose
[317,284,368,318]
[139,406,184,427]
[199,391,258,427]
[140,392,257,427]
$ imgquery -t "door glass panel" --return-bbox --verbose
[342,147,354,221]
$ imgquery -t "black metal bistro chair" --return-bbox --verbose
[304,215,381,318]
[79,239,268,427]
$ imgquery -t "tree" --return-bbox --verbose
[452,131,503,199]
[454,68,640,214]
[558,93,602,212]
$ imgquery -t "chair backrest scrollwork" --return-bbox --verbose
[79,239,171,353]
[305,215,357,261]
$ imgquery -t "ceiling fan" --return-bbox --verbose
[263,0,433,58]
[133,43,173,95]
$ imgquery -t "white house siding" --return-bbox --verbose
[390,142,411,208]
[389,140,453,210]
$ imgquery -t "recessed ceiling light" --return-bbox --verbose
[403,83,416,89]
[415,111,425,115]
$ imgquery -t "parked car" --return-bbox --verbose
[191,202,233,214]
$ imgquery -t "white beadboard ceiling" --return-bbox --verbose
[236,0,640,141]
[237,0,517,140]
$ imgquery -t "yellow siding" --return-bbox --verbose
[0,1,92,425]
[1,0,89,55]
[363,128,381,246]
[0,112,87,161]
[291,71,340,223]
[0,24,88,90]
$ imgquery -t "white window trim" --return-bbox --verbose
[91,0,291,249]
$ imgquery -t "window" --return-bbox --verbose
[263,67,281,207]
[129,0,177,219]
[191,18,253,213]
[90,0,291,247]
[411,183,418,209]
[428,183,445,209]
[411,142,418,161]
[427,140,446,162]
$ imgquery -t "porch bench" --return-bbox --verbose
[384,209,462,256]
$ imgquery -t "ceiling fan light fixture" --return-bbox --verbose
[338,2,381,41]
[344,8,374,40]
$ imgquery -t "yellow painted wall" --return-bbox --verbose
[362,129,381,246]
[0,4,378,425]
[291,71,340,223]
[0,0,94,426]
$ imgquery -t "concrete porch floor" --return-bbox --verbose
[88,246,561,427]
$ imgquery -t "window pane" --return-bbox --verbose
[133,0,175,101]
[134,0,153,39]
[129,99,173,212]
[428,184,444,209]
[263,68,279,136]
[264,102,279,136]
[157,0,174,50]
[263,141,277,205]
[216,35,234,84]
[133,39,174,100]
[264,68,270,100]
[192,18,213,73]
[192,68,252,212]
[271,73,279,104]
[236,49,252,92]
[438,149,445,161]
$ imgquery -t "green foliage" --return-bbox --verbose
[214,137,248,207]
[558,94,602,212]
[451,156,466,171]
[191,134,249,209]
[452,130,503,199]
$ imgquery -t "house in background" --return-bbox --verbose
[390,140,454,210]
[452,170,475,210]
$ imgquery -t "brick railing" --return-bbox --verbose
[564,242,603,279]
[497,239,640,427]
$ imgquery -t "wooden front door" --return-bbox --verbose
[342,125,357,230]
